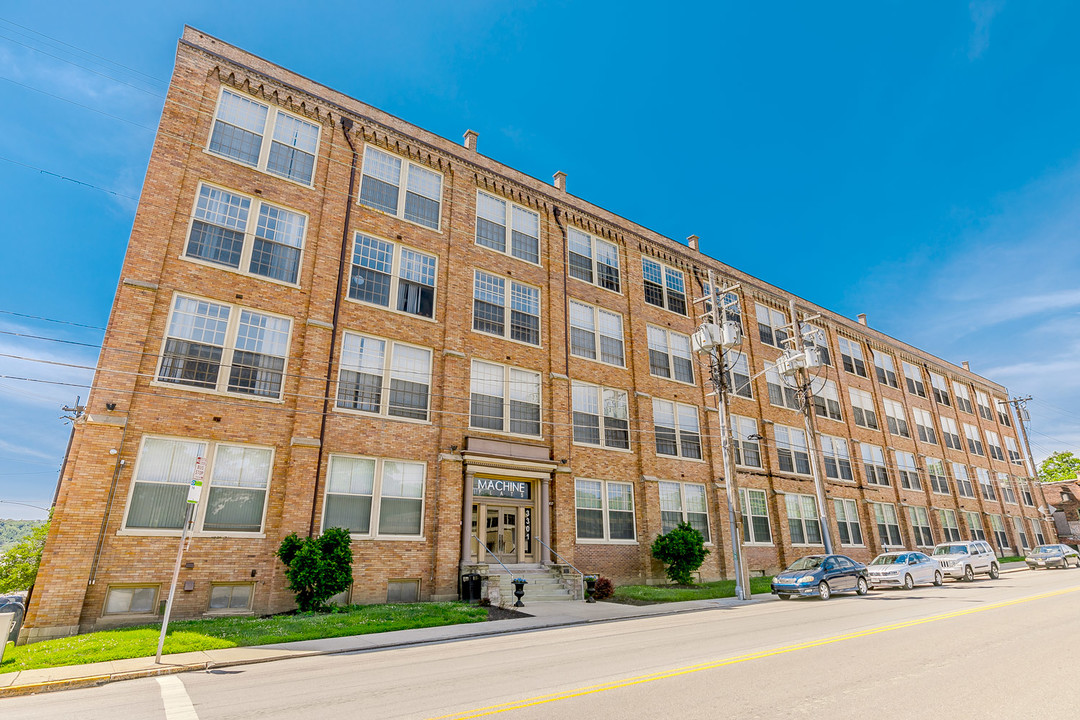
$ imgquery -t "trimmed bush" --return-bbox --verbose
[592,576,614,600]
[650,522,709,585]
[277,528,354,612]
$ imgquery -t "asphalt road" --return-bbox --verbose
[5,568,1079,719]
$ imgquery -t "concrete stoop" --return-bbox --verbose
[489,564,575,607]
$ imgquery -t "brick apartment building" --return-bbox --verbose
[21,27,1054,642]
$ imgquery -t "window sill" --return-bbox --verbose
[148,380,286,405]
[204,148,317,191]
[348,534,427,542]
[118,529,267,539]
[654,453,707,464]
[467,427,544,442]
[333,405,432,426]
[571,442,634,454]
[575,539,639,546]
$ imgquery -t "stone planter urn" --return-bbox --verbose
[584,575,597,603]
[512,578,527,607]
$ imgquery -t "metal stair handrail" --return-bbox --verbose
[536,536,587,601]
[470,534,517,577]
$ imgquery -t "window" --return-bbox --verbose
[862,443,890,486]
[873,350,899,388]
[359,145,442,229]
[104,586,158,615]
[775,425,811,475]
[883,398,910,438]
[896,451,921,490]
[209,584,254,612]
[975,391,994,422]
[470,360,541,436]
[813,380,843,421]
[336,333,431,421]
[725,351,753,399]
[801,325,831,365]
[1030,518,1045,545]
[185,184,307,285]
[929,372,951,407]
[1019,479,1034,506]
[755,304,789,348]
[927,458,950,495]
[740,488,772,544]
[731,415,762,468]
[965,511,986,541]
[208,89,319,185]
[903,361,927,398]
[996,399,1012,427]
[953,463,975,498]
[659,481,709,540]
[998,473,1017,504]
[653,399,701,459]
[833,498,864,546]
[838,336,868,377]
[873,502,903,547]
[568,300,624,366]
[849,388,879,430]
[157,296,291,400]
[976,468,996,501]
[572,382,630,450]
[963,424,984,456]
[988,514,1009,551]
[575,479,635,542]
[1005,436,1023,465]
[985,431,1005,461]
[940,417,962,451]
[913,408,937,444]
[1012,517,1030,550]
[786,494,822,545]
[125,437,272,534]
[766,362,800,411]
[475,191,540,263]
[939,509,962,542]
[820,435,854,481]
[323,455,425,537]
[908,506,933,547]
[567,227,620,292]
[473,271,540,345]
[704,284,743,330]
[642,258,687,314]
[349,234,436,319]
[952,382,974,414]
[647,326,694,384]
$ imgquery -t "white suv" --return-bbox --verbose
[932,541,1000,581]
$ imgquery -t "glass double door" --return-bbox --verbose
[472,504,532,564]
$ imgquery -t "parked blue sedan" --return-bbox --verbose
[771,554,870,600]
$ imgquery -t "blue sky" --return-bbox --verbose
[2,1,1079,520]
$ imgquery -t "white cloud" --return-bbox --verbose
[968,0,1005,60]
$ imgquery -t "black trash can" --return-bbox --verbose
[460,573,482,602]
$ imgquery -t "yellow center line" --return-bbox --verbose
[428,585,1080,719]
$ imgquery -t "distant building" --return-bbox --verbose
[1044,479,1080,546]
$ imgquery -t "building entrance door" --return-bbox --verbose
[484,506,518,564]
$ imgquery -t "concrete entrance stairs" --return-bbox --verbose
[491,564,575,606]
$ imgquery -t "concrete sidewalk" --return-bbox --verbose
[0,561,1029,698]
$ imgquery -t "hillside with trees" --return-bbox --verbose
[0,519,45,554]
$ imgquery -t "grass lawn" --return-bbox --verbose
[998,556,1025,564]
[1,602,486,673]
[611,576,774,604]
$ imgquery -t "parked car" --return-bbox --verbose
[1025,544,1080,570]
[867,551,943,589]
[932,540,999,581]
[771,554,869,600]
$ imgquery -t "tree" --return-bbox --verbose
[0,519,49,593]
[1038,451,1080,483]
[650,522,709,586]
[276,528,354,611]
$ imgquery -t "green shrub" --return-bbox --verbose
[592,576,614,600]
[650,522,709,586]
[277,528,354,612]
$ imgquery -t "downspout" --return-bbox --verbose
[550,206,572,562]
[308,115,359,537]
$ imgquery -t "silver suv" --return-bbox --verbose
[932,541,999,581]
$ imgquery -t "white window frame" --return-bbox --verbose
[952,381,974,414]
[873,502,903,548]
[975,390,994,422]
[571,381,631,450]
[732,415,762,468]
[837,336,868,377]
[766,361,800,411]
[965,511,986,541]
[873,350,899,388]
[647,325,695,384]
[659,481,710,541]
[755,303,789,348]
[103,585,160,616]
[348,232,438,320]
[938,508,962,542]
[953,463,975,498]
[208,583,255,613]
[861,443,890,486]
[725,350,753,399]
[930,372,951,407]
[567,227,621,293]
[976,467,997,501]
[1012,516,1030,550]
[642,257,688,315]
[474,190,540,264]
[988,513,1009,551]
[568,299,625,366]
[903,361,927,398]
[985,430,1005,461]
[472,270,541,346]
[322,454,427,539]
[1004,436,1023,466]
[740,488,772,545]
[469,360,542,437]
[359,144,443,230]
[998,473,1017,504]
[833,498,864,547]
[785,493,823,546]
[940,416,963,451]
[913,407,937,444]
[653,399,702,460]
[1030,518,1045,545]
[964,423,985,456]
[927,458,950,495]
[883,398,910,438]
[896,451,921,490]
[812,379,843,422]
[775,425,811,476]
[995,398,1013,427]
[907,505,934,547]
[801,324,832,366]
[849,388,879,430]
[335,332,432,423]
[820,435,854,481]
[574,478,636,543]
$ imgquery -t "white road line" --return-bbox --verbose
[157,675,200,720]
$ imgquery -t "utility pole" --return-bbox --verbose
[1007,396,1052,519]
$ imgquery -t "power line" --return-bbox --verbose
[0,309,105,330]
[0,155,140,200]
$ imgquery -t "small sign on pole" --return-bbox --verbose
[187,456,206,504]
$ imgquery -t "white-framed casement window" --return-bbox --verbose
[731,415,762,468]
[157,295,291,400]
[323,455,425,537]
[963,423,984,456]
[837,336,868,377]
[833,498,864,546]
[336,332,431,421]
[647,326,694,384]
[1019,480,1035,507]
[765,362,800,411]
[873,350,899,388]
[1004,436,1023,466]
[653,399,702,459]
[985,430,1005,461]
[965,511,987,541]
[470,360,541,436]
[775,425,811,475]
[572,382,630,450]
[473,270,541,346]
[975,390,994,422]
[913,407,937,444]
[801,324,832,365]
[820,435,854,481]
[567,227,620,292]
[642,257,687,315]
[929,372,951,407]
[938,509,962,542]
[976,468,996,501]
[575,478,636,542]
[349,233,436,319]
[659,481,709,540]
[883,398,910,438]
[813,380,843,422]
[359,145,442,230]
[208,583,254,613]
[184,183,307,285]
[995,399,1013,427]
[896,451,921,490]
[755,303,789,348]
[1012,516,1030,550]
[786,493,822,545]
[861,443,890,486]
[104,585,159,615]
[998,473,1017,504]
[740,488,772,544]
[940,416,963,451]
[927,458,950,495]
[568,300,625,366]
[873,502,903,547]
[704,284,744,330]
[208,88,320,186]
[1030,518,1045,545]
[907,506,934,547]
[953,463,975,498]
[849,388,879,430]
[952,382,974,414]
[903,361,927,398]
[988,514,1009,552]
[475,190,540,264]
[725,350,753,399]
[124,436,273,535]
